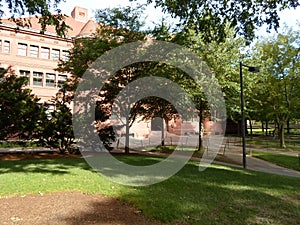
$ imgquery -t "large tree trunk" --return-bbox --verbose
[125,114,130,154]
[198,102,204,151]
[278,122,286,148]
[198,111,202,151]
[287,119,290,134]
[265,121,269,136]
[261,121,264,134]
[161,118,165,146]
[249,120,253,136]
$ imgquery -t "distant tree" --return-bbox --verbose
[172,26,249,139]
[0,0,69,36]
[252,28,300,148]
[0,67,45,140]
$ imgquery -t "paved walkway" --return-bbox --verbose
[215,144,300,178]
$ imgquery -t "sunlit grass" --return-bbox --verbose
[251,151,300,171]
[0,156,299,224]
[247,136,300,152]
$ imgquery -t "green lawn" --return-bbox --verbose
[0,156,299,224]
[246,136,300,152]
[252,151,300,171]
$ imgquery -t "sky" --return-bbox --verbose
[2,0,300,36]
[56,0,300,37]
[58,0,161,24]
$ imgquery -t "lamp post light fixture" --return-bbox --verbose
[239,62,259,169]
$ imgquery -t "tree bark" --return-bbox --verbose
[278,122,286,148]
[249,120,253,136]
[161,118,165,146]
[198,101,204,151]
[265,121,269,136]
[198,112,202,151]
[125,114,130,154]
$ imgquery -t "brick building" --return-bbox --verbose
[0,6,98,103]
[0,7,213,142]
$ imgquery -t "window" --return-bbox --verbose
[57,74,67,88]
[41,47,50,59]
[45,104,55,119]
[19,70,30,85]
[4,41,10,53]
[18,43,27,56]
[51,49,60,60]
[46,73,55,87]
[61,50,69,61]
[30,45,39,57]
[33,72,43,86]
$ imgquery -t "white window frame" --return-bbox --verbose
[57,74,67,88]
[30,45,39,58]
[33,72,43,86]
[17,43,27,56]
[51,48,60,60]
[61,50,69,61]
[41,47,50,59]
[46,73,55,87]
[4,41,10,53]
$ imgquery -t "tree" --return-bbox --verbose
[0,0,69,36]
[39,89,75,153]
[0,67,45,140]
[252,28,300,148]
[173,26,249,131]
[135,0,300,42]
[134,0,300,42]
[57,5,147,153]
[131,96,178,147]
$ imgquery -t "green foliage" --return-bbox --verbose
[252,27,300,147]
[57,5,149,153]
[95,4,147,33]
[136,0,300,42]
[0,0,69,36]
[0,68,46,140]
[39,92,75,153]
[0,140,42,148]
[173,26,248,121]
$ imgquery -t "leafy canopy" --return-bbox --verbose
[0,0,69,36]
[132,0,300,42]
[0,67,46,140]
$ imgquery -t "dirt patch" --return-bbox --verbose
[0,192,161,225]
[0,152,162,225]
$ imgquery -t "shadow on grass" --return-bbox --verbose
[116,161,300,224]
[0,157,93,175]
[0,154,299,224]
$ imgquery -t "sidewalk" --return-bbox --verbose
[216,145,300,178]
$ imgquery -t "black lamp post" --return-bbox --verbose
[240,62,259,169]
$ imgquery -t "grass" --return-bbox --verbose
[246,136,300,152]
[0,156,300,224]
[0,140,44,148]
[251,151,300,171]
